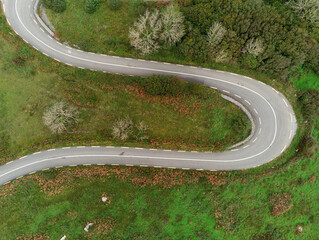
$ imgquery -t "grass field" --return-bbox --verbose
[1,2,318,240]
[0,120,318,239]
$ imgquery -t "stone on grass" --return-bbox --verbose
[84,223,94,232]
[102,197,108,202]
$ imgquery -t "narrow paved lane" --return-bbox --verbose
[0,0,297,185]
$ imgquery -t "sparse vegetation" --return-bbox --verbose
[42,0,66,13]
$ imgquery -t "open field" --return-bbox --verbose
[0,120,318,239]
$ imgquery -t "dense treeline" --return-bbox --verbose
[173,0,318,81]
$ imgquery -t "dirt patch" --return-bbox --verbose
[269,193,293,216]
[16,233,50,240]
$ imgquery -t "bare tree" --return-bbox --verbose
[244,38,265,57]
[112,118,133,141]
[129,9,162,55]
[207,22,226,47]
[43,102,79,134]
[289,0,319,24]
[160,4,185,46]
[215,50,229,63]
[135,121,149,141]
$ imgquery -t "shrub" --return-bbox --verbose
[134,121,149,141]
[140,75,184,96]
[108,0,122,11]
[43,102,79,134]
[112,118,133,141]
[85,0,101,14]
[244,38,265,57]
[42,0,66,13]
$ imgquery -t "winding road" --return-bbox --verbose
[0,0,297,186]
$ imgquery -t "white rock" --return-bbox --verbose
[60,236,66,240]
[84,223,94,232]
[102,197,108,202]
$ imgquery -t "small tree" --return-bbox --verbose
[85,0,101,14]
[289,0,319,24]
[112,118,133,141]
[42,0,66,13]
[207,22,226,47]
[244,38,265,57]
[129,9,162,55]
[160,4,185,46]
[43,102,79,134]
[108,0,122,11]
[135,121,148,141]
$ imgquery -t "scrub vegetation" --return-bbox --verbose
[0,0,318,239]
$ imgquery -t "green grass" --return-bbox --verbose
[294,68,319,90]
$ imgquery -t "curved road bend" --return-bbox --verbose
[0,0,297,185]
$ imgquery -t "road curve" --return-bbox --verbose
[0,0,297,185]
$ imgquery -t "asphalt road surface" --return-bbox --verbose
[0,0,297,186]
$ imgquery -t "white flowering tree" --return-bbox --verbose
[289,0,319,24]
[129,9,162,55]
[207,22,226,47]
[160,4,185,46]
[245,38,265,57]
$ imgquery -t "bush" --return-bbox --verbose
[43,102,79,134]
[112,118,133,141]
[85,0,101,14]
[139,75,184,96]
[108,0,122,11]
[42,0,66,13]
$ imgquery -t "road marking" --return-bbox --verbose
[20,156,27,159]
[216,70,223,73]
[259,118,262,125]
[223,90,230,93]
[176,64,183,67]
[28,171,36,175]
[42,168,50,171]
[83,164,91,166]
[6,161,13,165]
[289,130,292,139]
[97,164,105,166]
[91,146,100,148]
[259,128,262,134]
[252,138,258,143]
[163,150,172,152]
[231,149,238,151]
[135,148,143,150]
[16,176,23,180]
[150,61,158,63]
[191,151,198,153]
[125,164,134,166]
[290,113,293,122]
[196,169,204,171]
[283,98,288,107]
[260,82,266,85]
[47,149,55,152]
[235,94,241,98]
[154,166,162,168]
[178,150,186,152]
[113,56,120,58]
[3,4,5,12]
[140,165,148,167]
[211,87,217,90]
[55,166,63,168]
[62,147,70,149]
[254,108,258,114]
[168,167,176,169]
[182,168,190,170]
[33,152,41,155]
[281,145,287,154]
[190,66,197,68]
[138,59,145,62]
[40,28,44,33]
[112,164,119,166]
[272,87,279,94]
[164,62,171,65]
[243,145,250,149]
[69,165,77,167]
[244,76,251,79]
[150,149,157,151]
[77,146,85,149]
[121,147,129,149]
[245,100,251,105]
[106,146,115,148]
[33,19,37,25]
